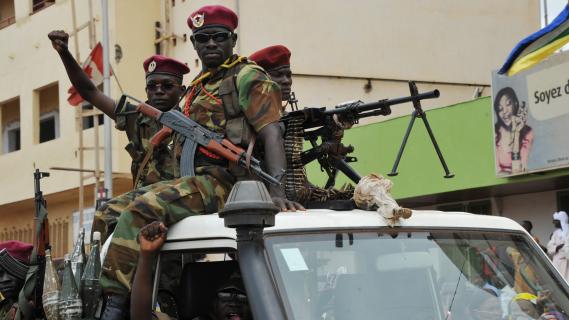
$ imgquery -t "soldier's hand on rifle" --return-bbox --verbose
[139,221,168,258]
[272,197,306,212]
[48,30,70,53]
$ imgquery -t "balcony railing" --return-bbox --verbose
[0,15,15,30]
[32,0,55,14]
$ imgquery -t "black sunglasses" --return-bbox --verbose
[191,31,232,44]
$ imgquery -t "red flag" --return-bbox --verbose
[67,43,110,106]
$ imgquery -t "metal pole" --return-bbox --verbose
[70,0,84,231]
[543,0,549,26]
[102,0,113,197]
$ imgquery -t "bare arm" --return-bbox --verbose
[258,122,305,211]
[48,30,117,119]
[131,222,168,320]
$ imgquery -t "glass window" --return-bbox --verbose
[32,0,54,13]
[36,83,60,143]
[81,103,104,130]
[0,0,15,29]
[3,121,20,153]
[39,111,59,143]
[266,230,569,320]
[1,97,20,153]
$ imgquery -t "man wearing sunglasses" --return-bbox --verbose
[49,30,189,189]
[100,5,303,320]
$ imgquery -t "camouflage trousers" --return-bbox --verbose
[92,188,149,245]
[100,166,234,295]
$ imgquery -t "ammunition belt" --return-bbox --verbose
[283,116,354,203]
[283,116,355,204]
[284,115,307,202]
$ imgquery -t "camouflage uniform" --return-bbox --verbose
[92,111,180,244]
[100,56,281,294]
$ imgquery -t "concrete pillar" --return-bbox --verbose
[14,0,31,21]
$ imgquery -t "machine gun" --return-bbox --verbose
[282,81,449,188]
[116,95,282,186]
[17,169,50,319]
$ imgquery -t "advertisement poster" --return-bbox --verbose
[492,51,569,177]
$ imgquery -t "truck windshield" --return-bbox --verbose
[266,230,569,320]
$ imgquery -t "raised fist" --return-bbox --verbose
[47,30,69,53]
[139,221,168,257]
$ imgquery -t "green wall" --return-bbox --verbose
[306,97,569,199]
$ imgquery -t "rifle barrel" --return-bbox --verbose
[324,89,440,116]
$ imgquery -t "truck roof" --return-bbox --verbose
[163,209,526,249]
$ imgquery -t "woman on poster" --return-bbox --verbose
[494,87,534,174]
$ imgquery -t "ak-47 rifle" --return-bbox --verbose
[282,81,447,188]
[17,169,50,320]
[116,95,282,186]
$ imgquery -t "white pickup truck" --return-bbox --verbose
[149,181,569,320]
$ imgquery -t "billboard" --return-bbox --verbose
[492,52,569,177]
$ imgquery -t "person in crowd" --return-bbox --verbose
[522,220,546,251]
[547,211,569,279]
[0,241,33,320]
[493,86,533,174]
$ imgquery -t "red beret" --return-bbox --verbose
[0,240,33,264]
[143,55,190,79]
[249,45,291,71]
[187,5,238,32]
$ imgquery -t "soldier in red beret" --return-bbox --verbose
[249,45,293,111]
[96,6,303,319]
[250,46,355,206]
[48,31,193,319]
[48,30,189,190]
[48,30,190,237]
[0,241,32,320]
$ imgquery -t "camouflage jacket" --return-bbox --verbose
[181,56,282,179]
[115,110,180,188]
[185,55,281,137]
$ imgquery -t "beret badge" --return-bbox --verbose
[148,60,157,72]
[191,13,205,28]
